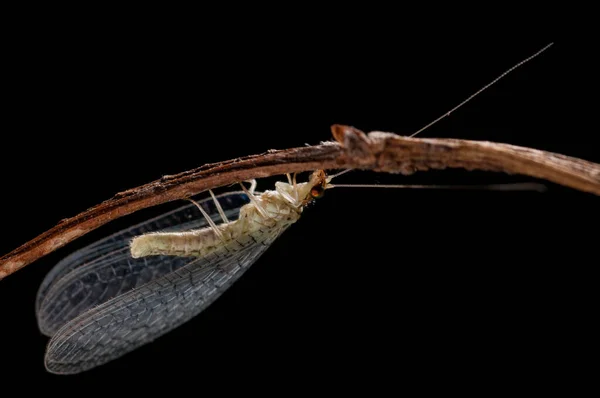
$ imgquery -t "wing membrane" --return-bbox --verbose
[44,226,285,374]
[37,192,250,336]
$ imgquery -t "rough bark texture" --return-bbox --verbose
[1,125,599,280]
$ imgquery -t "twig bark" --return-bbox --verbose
[1,125,599,280]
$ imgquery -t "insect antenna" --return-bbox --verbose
[326,168,353,182]
[328,182,547,192]
[409,42,554,138]
[325,43,554,191]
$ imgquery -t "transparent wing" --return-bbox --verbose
[44,225,286,375]
[37,192,250,336]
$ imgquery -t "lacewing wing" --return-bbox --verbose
[36,191,287,374]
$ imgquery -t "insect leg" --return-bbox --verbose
[292,172,298,202]
[187,198,224,240]
[239,182,269,219]
[246,179,257,194]
[209,190,229,223]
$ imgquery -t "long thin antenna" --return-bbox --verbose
[409,42,554,138]
[330,182,547,192]
[327,169,353,181]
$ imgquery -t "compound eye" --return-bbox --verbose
[310,184,325,199]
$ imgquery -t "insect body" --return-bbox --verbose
[37,170,329,374]
[130,170,329,260]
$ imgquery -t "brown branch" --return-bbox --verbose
[2,125,599,280]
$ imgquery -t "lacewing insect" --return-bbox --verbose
[36,44,554,374]
[39,172,337,374]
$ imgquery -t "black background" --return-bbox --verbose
[0,21,596,395]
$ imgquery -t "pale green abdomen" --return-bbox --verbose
[130,195,301,259]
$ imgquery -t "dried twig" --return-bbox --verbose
[1,125,599,280]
